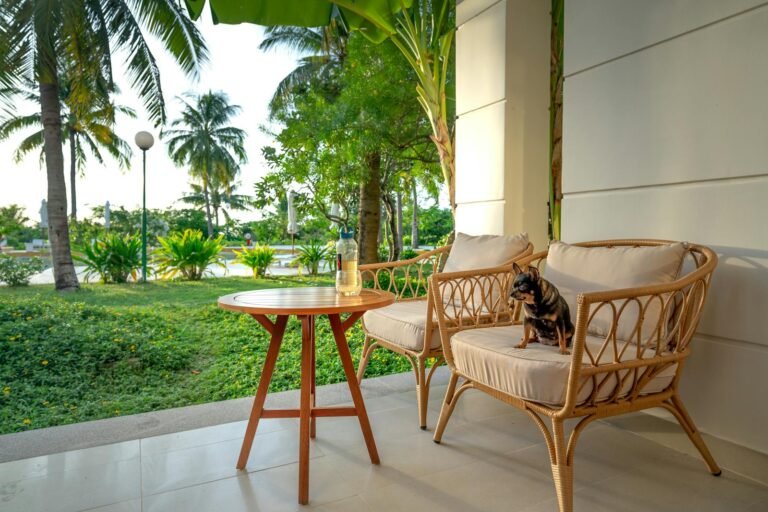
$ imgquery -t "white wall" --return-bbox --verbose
[455,0,550,250]
[563,0,768,454]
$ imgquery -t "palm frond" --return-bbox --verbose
[259,25,324,55]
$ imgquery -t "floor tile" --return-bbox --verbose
[0,441,139,484]
[0,458,140,512]
[144,456,357,512]
[140,418,295,456]
[604,412,768,487]
[2,379,768,512]
[313,403,448,447]
[519,452,768,512]
[141,427,322,496]
[308,495,375,512]
[78,499,142,512]
[317,424,490,494]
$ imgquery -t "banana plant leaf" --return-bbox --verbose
[184,0,413,43]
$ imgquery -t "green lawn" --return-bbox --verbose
[0,276,412,435]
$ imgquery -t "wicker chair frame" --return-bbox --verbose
[429,239,721,512]
[357,242,533,429]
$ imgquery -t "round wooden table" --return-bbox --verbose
[218,287,396,505]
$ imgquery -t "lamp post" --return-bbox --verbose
[135,131,154,283]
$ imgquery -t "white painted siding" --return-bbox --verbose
[563,0,768,454]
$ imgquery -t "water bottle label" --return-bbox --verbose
[336,253,342,271]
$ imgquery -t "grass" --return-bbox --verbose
[0,276,412,435]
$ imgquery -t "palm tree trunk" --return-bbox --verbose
[69,130,77,221]
[214,206,220,232]
[395,189,403,254]
[383,192,399,262]
[202,178,214,237]
[39,79,79,291]
[411,184,419,249]
[357,152,381,265]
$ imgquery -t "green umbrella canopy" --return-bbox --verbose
[184,0,413,43]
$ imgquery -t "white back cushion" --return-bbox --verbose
[441,232,529,311]
[443,232,529,273]
[543,242,686,344]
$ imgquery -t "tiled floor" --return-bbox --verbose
[1,384,767,512]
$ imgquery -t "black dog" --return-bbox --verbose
[511,263,574,355]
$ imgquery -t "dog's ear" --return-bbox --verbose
[529,266,540,281]
[513,262,523,275]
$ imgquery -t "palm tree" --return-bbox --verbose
[164,91,247,237]
[0,80,136,221]
[259,19,348,116]
[0,0,207,291]
[179,180,251,233]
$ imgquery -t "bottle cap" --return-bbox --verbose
[340,227,354,239]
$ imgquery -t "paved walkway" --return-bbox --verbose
[26,258,336,285]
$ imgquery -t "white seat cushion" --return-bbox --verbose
[451,324,677,406]
[363,299,441,352]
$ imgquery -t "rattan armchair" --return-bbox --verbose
[357,242,533,429]
[429,240,720,512]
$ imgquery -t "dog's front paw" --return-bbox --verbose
[559,349,571,355]
[515,342,527,349]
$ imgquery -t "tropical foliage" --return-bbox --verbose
[179,180,251,234]
[0,254,45,286]
[75,233,142,284]
[153,229,225,280]
[234,244,276,278]
[0,80,136,220]
[295,241,330,276]
[0,0,208,290]
[259,20,349,116]
[164,91,247,237]
[259,30,442,263]
[0,205,39,248]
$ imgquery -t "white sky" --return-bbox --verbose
[0,14,297,224]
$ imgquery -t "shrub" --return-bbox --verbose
[76,233,142,284]
[0,254,45,286]
[295,241,329,276]
[324,241,337,272]
[234,244,276,278]
[154,229,225,280]
[377,243,388,263]
[399,248,419,260]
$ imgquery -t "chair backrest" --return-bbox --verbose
[361,240,534,301]
[360,245,453,300]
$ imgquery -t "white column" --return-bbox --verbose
[455,0,550,250]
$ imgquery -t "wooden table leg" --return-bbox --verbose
[237,315,288,470]
[310,315,317,439]
[299,315,313,505]
[328,314,380,465]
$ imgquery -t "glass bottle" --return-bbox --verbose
[335,228,361,296]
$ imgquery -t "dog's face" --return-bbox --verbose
[511,264,540,304]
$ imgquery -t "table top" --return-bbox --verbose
[218,287,396,316]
